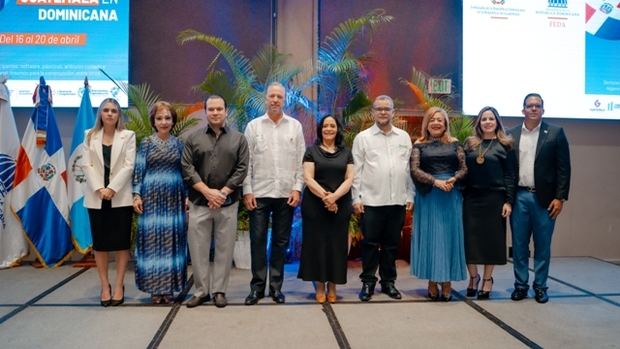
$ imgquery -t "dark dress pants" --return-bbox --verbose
[249,198,294,293]
[359,205,405,285]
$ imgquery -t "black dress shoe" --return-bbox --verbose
[244,290,264,305]
[100,284,112,307]
[214,293,227,308]
[466,274,480,298]
[358,283,375,302]
[511,288,528,301]
[477,277,494,300]
[186,294,211,308]
[534,288,549,304]
[110,286,125,306]
[270,290,286,304]
[380,283,402,299]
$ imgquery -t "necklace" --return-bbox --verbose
[476,139,494,165]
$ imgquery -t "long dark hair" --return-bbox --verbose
[315,114,344,147]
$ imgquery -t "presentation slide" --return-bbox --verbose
[463,0,620,120]
[0,0,129,108]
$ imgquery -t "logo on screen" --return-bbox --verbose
[491,0,505,4]
[548,0,568,8]
[594,99,601,107]
[599,3,614,14]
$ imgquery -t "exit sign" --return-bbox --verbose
[428,78,451,94]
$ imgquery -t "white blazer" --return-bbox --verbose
[82,129,136,209]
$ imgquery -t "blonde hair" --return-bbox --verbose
[87,98,124,146]
[416,107,457,144]
[465,106,513,151]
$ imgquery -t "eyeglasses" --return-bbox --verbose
[372,107,393,112]
[102,108,119,114]
[525,104,542,110]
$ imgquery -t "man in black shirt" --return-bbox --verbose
[181,95,249,308]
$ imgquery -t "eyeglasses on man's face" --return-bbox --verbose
[525,104,542,110]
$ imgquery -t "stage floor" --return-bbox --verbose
[1,256,619,348]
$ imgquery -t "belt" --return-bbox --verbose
[518,186,536,193]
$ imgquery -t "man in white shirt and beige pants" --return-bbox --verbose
[352,95,414,302]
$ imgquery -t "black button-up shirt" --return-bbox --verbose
[181,124,249,206]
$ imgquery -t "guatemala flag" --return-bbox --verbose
[0,76,28,268]
[11,77,73,267]
[67,78,95,254]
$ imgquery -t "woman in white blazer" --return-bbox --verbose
[83,98,136,307]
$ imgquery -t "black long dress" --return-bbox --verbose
[297,145,353,284]
[463,139,516,265]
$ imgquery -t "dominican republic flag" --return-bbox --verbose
[586,1,620,40]
[0,76,28,268]
[11,77,73,267]
[67,78,95,254]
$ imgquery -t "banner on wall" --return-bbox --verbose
[0,0,130,107]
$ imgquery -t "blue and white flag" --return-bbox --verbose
[67,78,95,254]
[11,77,73,267]
[0,75,28,268]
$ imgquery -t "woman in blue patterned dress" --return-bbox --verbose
[132,101,188,304]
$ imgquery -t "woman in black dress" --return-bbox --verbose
[83,98,136,307]
[298,115,354,304]
[463,106,515,299]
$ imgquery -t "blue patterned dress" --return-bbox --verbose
[133,134,187,295]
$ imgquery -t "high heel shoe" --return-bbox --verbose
[477,277,494,300]
[100,284,112,307]
[440,282,452,302]
[110,286,124,306]
[326,283,337,304]
[315,292,326,304]
[466,274,481,298]
[327,292,337,304]
[427,281,440,301]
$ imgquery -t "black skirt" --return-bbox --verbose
[463,189,507,265]
[88,200,133,251]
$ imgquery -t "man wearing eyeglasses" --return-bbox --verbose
[508,93,571,304]
[351,95,414,301]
